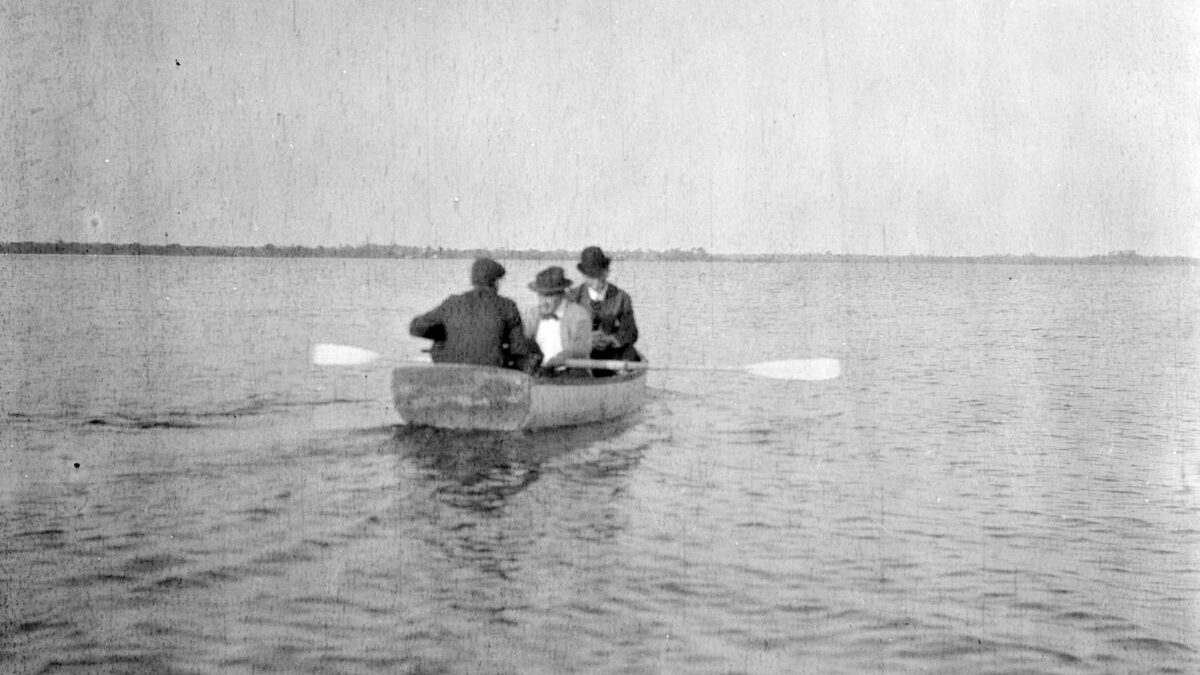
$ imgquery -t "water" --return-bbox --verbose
[2,254,1198,674]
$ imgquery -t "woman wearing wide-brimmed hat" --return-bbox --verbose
[566,246,641,364]
[522,266,593,373]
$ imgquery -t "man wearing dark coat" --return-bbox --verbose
[409,257,536,372]
[566,246,642,363]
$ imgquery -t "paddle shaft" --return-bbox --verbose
[564,357,840,380]
[563,359,744,372]
[561,359,756,373]
[563,359,650,371]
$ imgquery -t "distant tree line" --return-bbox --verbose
[0,240,1194,265]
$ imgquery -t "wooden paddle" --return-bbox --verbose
[311,343,840,381]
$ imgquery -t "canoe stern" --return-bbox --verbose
[391,365,647,431]
[391,364,532,431]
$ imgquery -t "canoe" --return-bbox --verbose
[390,363,647,431]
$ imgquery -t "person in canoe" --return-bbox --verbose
[566,246,642,366]
[409,257,538,372]
[522,266,592,375]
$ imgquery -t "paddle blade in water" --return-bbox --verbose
[745,358,840,380]
[311,343,382,366]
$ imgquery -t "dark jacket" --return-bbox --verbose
[409,287,535,370]
[566,282,640,361]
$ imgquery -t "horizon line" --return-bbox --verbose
[1,241,1196,264]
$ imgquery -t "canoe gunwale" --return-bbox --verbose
[531,369,647,386]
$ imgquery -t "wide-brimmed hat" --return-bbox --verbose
[576,246,611,277]
[470,257,506,287]
[528,266,573,294]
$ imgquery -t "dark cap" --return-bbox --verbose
[577,246,612,277]
[470,257,506,287]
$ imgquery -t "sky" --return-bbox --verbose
[2,0,1198,256]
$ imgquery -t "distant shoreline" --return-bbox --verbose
[1,241,1195,265]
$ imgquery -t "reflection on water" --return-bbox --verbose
[390,420,646,590]
[398,418,645,498]
[404,428,547,513]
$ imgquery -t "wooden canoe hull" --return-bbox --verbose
[391,364,647,431]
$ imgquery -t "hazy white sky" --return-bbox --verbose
[3,0,1198,256]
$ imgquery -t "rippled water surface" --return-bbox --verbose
[2,255,1198,674]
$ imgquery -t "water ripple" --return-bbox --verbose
[4,258,1199,674]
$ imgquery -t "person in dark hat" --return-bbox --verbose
[566,246,641,365]
[522,266,592,373]
[409,257,537,371]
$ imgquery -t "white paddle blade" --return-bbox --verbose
[311,343,382,366]
[745,358,841,381]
